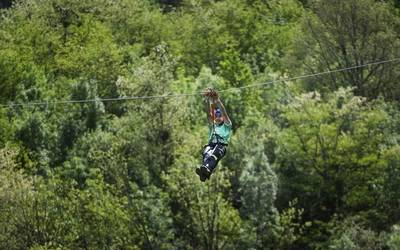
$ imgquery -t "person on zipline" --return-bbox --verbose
[196,88,232,182]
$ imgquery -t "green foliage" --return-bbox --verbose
[387,225,400,250]
[239,145,280,248]
[287,0,400,100]
[15,111,49,152]
[126,185,175,249]
[1,160,132,249]
[1,0,400,249]
[377,145,400,229]
[169,0,303,75]
[0,108,13,147]
[277,199,310,249]
[165,165,246,249]
[327,218,385,250]
[0,146,35,250]
[274,88,399,247]
[54,15,123,96]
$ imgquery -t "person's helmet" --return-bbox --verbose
[215,108,222,118]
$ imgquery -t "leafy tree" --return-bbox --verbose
[377,145,400,229]
[0,146,35,250]
[0,108,13,147]
[387,225,400,250]
[327,218,385,250]
[126,185,175,249]
[287,0,400,100]
[13,110,54,175]
[172,0,303,75]
[1,144,132,249]
[104,0,173,55]
[239,144,280,248]
[53,14,123,98]
[274,88,396,246]
[165,165,247,249]
[115,45,179,183]
[59,169,130,249]
[1,0,400,248]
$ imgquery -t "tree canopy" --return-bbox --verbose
[1,0,400,249]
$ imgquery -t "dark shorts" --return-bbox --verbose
[202,143,227,171]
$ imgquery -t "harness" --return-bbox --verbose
[208,98,228,146]
[210,123,228,146]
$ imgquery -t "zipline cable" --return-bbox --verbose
[219,57,400,93]
[1,57,399,109]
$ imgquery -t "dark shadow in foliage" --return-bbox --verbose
[15,113,46,152]
[0,0,12,9]
[51,2,81,43]
[14,112,50,176]
[157,0,183,12]
[55,118,80,166]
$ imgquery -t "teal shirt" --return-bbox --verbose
[208,121,232,144]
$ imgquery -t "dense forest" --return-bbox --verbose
[0,0,400,249]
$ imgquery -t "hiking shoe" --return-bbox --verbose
[196,165,211,182]
[200,165,211,180]
[195,167,206,182]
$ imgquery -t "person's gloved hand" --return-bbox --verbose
[204,88,219,100]
[212,90,219,100]
[203,88,213,97]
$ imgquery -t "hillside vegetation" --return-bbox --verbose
[0,0,400,249]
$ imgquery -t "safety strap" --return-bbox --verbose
[204,144,218,161]
[208,97,227,145]
[210,102,216,122]
[209,99,221,143]
[210,124,225,144]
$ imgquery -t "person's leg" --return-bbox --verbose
[203,144,226,172]
[196,144,213,182]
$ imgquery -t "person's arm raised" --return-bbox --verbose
[203,88,214,124]
[216,97,231,125]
